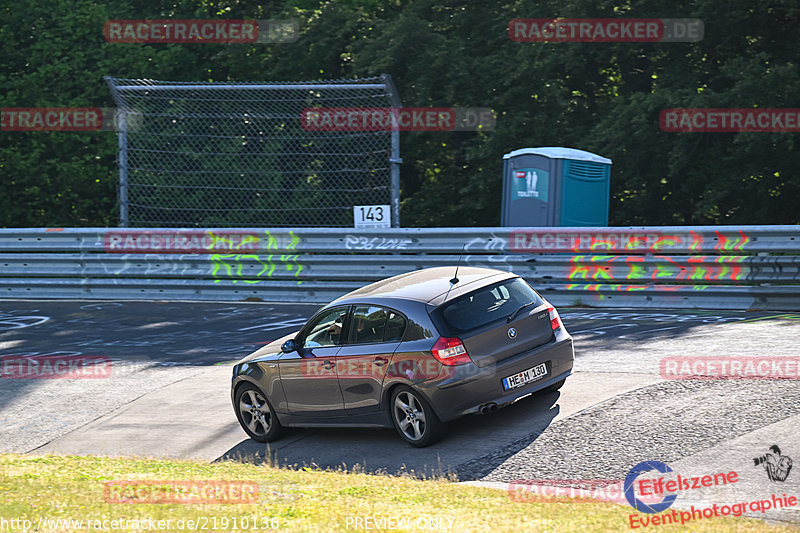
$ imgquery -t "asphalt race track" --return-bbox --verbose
[1,300,798,524]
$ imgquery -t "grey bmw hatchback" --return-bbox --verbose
[231,266,574,447]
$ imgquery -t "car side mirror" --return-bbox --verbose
[281,339,296,353]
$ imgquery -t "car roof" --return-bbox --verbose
[331,266,517,307]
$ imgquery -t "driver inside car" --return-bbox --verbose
[320,315,368,345]
[303,315,347,348]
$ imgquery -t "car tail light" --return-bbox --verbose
[547,306,562,331]
[431,337,472,366]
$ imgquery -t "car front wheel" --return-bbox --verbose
[235,383,284,442]
[390,386,443,447]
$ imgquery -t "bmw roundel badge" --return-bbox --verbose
[508,328,517,339]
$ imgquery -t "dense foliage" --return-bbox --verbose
[2,0,798,227]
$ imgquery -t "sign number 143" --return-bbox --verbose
[354,205,391,228]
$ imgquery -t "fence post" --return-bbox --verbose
[383,73,403,228]
[117,110,129,228]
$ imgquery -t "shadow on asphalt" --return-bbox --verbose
[215,390,561,479]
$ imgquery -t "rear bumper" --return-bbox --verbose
[416,332,574,422]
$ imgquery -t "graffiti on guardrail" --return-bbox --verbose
[567,255,615,281]
[211,254,303,284]
[262,230,300,252]
[464,233,512,268]
[566,255,748,284]
[510,229,751,253]
[564,283,709,294]
[104,254,198,277]
[653,255,746,281]
[102,230,306,283]
[344,235,412,250]
[209,230,303,284]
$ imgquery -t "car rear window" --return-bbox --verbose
[434,278,544,334]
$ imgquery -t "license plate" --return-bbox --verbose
[502,363,547,390]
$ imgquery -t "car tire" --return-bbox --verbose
[235,383,285,442]
[539,378,566,394]
[390,386,444,447]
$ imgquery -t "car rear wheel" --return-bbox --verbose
[235,383,284,442]
[390,386,443,447]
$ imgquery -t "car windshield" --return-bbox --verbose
[436,278,544,333]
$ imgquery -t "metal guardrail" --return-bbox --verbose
[0,226,798,309]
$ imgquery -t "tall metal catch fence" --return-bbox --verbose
[0,226,799,310]
[105,76,400,228]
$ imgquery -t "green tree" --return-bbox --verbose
[2,0,798,227]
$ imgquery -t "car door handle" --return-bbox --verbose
[373,357,389,366]
[322,360,336,370]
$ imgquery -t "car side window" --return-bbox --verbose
[302,306,349,348]
[346,306,407,344]
[348,306,387,344]
[384,311,406,342]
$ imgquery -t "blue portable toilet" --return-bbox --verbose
[501,147,612,227]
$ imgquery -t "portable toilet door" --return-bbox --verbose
[501,147,612,227]
[558,152,613,226]
[501,149,558,226]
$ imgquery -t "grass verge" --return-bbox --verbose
[0,454,796,532]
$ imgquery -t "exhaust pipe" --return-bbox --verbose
[479,402,498,415]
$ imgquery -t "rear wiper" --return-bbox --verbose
[507,301,536,323]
